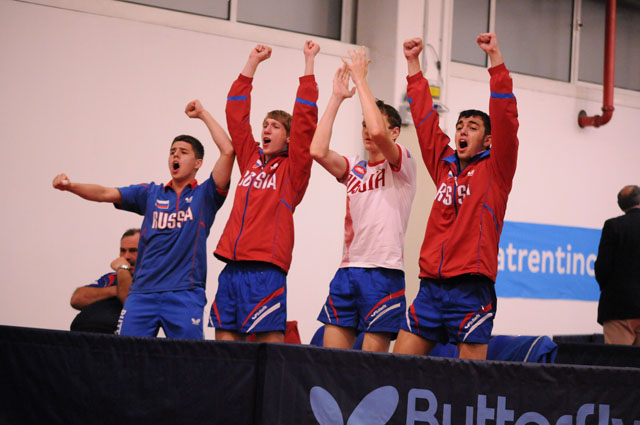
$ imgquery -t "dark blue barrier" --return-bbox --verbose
[259,343,640,424]
[553,334,605,344]
[1,325,639,425]
[0,326,259,425]
[555,341,640,368]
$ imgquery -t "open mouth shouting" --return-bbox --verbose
[172,160,180,173]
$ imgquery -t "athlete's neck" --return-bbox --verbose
[170,175,195,196]
[368,151,385,164]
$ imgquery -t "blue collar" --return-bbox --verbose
[443,149,490,173]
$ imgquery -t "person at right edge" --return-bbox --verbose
[394,33,519,360]
[595,185,640,345]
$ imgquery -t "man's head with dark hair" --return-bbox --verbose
[119,228,140,271]
[121,228,140,240]
[169,135,205,182]
[361,99,402,153]
[172,135,204,159]
[617,185,640,212]
[376,99,402,139]
[458,109,491,137]
[454,109,492,170]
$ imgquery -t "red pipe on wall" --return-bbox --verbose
[578,0,616,128]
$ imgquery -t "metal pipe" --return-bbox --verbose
[578,0,616,128]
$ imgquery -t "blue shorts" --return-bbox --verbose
[402,275,497,345]
[209,262,287,334]
[116,288,206,339]
[317,267,406,335]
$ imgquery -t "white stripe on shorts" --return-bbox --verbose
[367,302,402,329]
[462,312,493,342]
[246,303,281,333]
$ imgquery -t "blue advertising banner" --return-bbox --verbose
[495,221,601,301]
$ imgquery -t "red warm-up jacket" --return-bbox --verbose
[214,74,318,273]
[408,63,519,282]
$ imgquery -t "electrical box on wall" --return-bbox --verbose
[399,85,448,126]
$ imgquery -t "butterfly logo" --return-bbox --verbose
[310,386,399,425]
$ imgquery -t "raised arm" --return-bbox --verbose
[241,44,272,78]
[288,40,320,197]
[310,65,355,179]
[304,40,320,76]
[477,32,503,68]
[404,38,423,77]
[478,33,518,186]
[52,173,122,204]
[345,46,399,166]
[227,45,272,171]
[185,99,234,189]
[404,38,452,180]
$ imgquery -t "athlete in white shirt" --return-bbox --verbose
[310,47,417,352]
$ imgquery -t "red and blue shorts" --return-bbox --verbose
[317,267,406,336]
[209,261,287,334]
[402,275,497,345]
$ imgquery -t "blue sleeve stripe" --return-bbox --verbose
[491,92,515,99]
[417,106,435,128]
[295,97,317,108]
[281,199,293,211]
[408,97,412,104]
[228,95,247,101]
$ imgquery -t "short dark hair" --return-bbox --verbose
[265,110,292,136]
[458,109,491,137]
[617,185,640,212]
[376,99,402,133]
[121,228,140,240]
[172,135,204,159]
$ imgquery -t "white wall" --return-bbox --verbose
[2,0,639,344]
[0,0,363,343]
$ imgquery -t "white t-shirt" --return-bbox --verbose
[339,143,417,270]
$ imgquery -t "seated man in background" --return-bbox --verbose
[70,228,140,334]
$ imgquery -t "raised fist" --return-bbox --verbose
[304,40,320,58]
[250,44,272,63]
[476,33,498,54]
[403,38,423,59]
[52,173,71,191]
[185,99,203,119]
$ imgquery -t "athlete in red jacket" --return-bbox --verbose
[394,33,519,359]
[210,41,320,343]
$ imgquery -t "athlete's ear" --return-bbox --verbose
[482,134,492,148]
[195,158,203,170]
[390,126,400,142]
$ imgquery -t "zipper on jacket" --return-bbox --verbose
[233,172,259,259]
[438,242,445,279]
[453,174,459,217]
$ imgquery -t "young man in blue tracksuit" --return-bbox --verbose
[53,100,234,338]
